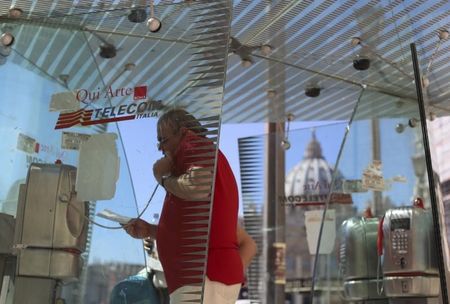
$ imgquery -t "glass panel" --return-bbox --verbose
[284,123,349,304]
[312,44,447,304]
[0,1,231,303]
[0,24,149,304]
[238,122,348,303]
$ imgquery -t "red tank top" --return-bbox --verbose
[156,132,243,294]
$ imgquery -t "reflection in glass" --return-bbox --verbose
[0,0,232,303]
[310,43,446,304]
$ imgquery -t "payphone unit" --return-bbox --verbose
[380,204,440,303]
[12,163,88,304]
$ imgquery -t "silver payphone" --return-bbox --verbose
[12,163,88,304]
[339,212,388,303]
[380,202,440,303]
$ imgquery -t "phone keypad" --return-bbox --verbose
[392,230,408,254]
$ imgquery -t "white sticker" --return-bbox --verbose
[49,91,80,112]
[305,210,336,255]
[362,160,391,191]
[342,179,368,193]
[61,132,91,150]
[76,133,119,201]
[17,133,37,154]
[391,175,407,183]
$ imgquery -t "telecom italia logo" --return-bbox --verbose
[54,85,161,130]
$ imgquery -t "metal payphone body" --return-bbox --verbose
[339,216,388,303]
[382,206,439,299]
[12,163,89,303]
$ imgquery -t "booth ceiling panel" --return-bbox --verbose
[1,0,450,122]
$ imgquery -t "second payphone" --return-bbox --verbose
[380,203,440,303]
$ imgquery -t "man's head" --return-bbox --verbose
[156,108,205,156]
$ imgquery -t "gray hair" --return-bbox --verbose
[157,108,207,135]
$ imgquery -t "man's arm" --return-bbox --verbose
[237,224,258,270]
[163,166,213,201]
[153,156,213,201]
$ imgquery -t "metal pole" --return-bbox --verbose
[371,118,382,215]
[264,1,287,299]
[265,122,286,304]
[410,42,449,304]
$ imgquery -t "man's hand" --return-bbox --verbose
[144,237,155,255]
[123,218,153,239]
[153,156,173,183]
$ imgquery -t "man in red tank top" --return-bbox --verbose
[124,109,256,303]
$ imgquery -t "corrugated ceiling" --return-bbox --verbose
[1,0,450,122]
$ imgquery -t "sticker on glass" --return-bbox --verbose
[17,133,38,154]
[61,132,91,150]
[273,242,286,285]
[49,91,80,112]
[342,179,368,193]
[362,160,390,191]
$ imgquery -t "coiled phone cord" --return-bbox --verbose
[376,215,385,295]
[68,183,160,230]
[376,255,384,295]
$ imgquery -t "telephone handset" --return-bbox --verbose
[377,215,385,256]
[413,197,424,209]
[376,215,385,295]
